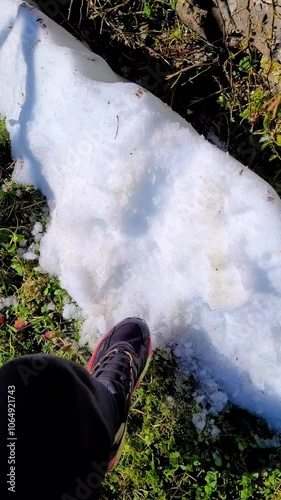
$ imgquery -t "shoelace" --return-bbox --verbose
[92,348,138,398]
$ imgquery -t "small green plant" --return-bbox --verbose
[238,55,252,73]
[241,92,281,161]
[217,47,281,165]
[143,0,153,18]
[217,94,231,110]
[240,88,266,125]
[0,118,10,146]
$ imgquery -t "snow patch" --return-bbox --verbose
[31,221,43,242]
[0,296,17,310]
[62,302,82,321]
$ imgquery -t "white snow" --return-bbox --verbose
[254,434,281,448]
[62,302,82,321]
[22,241,38,260]
[31,221,43,239]
[0,296,17,310]
[1,0,281,431]
[22,250,37,260]
[192,410,207,433]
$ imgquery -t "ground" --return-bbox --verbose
[1,0,281,498]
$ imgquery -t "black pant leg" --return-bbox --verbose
[0,354,119,500]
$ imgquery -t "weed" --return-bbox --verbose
[217,45,281,171]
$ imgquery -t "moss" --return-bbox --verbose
[261,57,281,90]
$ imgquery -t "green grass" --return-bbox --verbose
[0,120,84,366]
[0,119,281,498]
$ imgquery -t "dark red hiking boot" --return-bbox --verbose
[88,317,152,471]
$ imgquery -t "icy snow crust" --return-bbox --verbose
[1,0,281,431]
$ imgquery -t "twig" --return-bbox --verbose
[166,59,218,80]
[114,115,120,140]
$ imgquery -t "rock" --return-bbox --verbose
[176,0,208,39]
[176,0,281,92]
[212,0,281,62]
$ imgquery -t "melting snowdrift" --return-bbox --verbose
[1,0,281,431]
